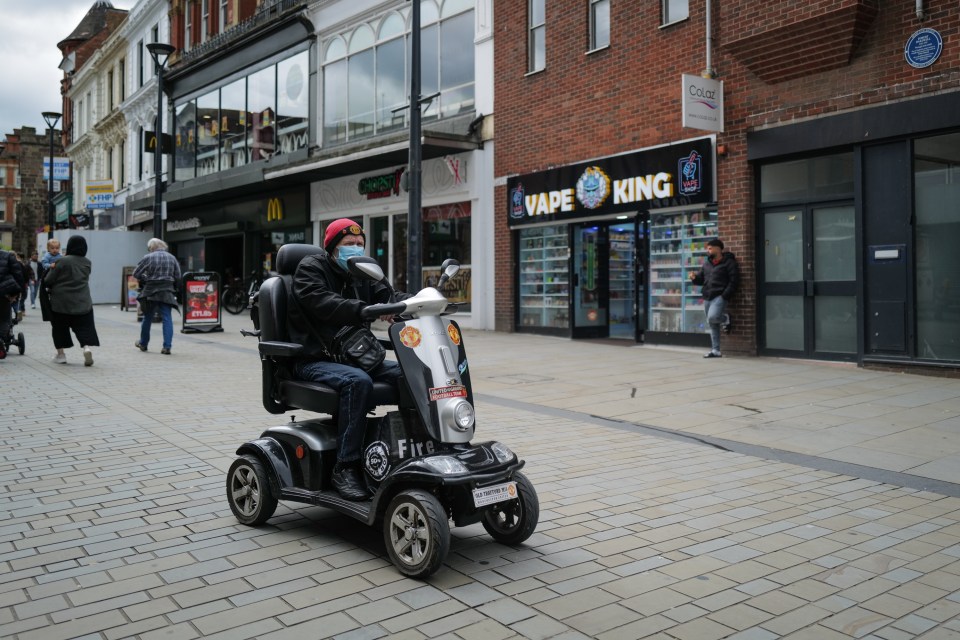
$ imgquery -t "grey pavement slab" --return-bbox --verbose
[3,305,960,638]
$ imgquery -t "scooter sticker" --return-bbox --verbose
[399,326,421,348]
[447,324,461,345]
[364,441,391,480]
[428,385,467,401]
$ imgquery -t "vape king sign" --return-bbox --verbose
[682,74,724,133]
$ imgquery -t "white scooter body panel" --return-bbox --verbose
[390,304,474,444]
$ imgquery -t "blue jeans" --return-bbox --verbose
[140,301,174,350]
[29,283,37,306]
[294,359,402,463]
[705,296,727,353]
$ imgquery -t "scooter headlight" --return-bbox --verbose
[444,399,475,432]
[490,441,515,464]
[423,456,468,475]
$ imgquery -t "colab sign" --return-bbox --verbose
[507,138,714,226]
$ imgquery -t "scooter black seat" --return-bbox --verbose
[257,243,397,416]
[279,379,398,415]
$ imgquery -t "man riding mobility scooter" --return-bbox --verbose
[227,243,539,577]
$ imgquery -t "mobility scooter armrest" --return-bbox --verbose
[258,341,304,358]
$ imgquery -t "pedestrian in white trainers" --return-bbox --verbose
[689,238,739,359]
[43,236,100,366]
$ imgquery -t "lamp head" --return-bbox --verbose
[42,111,62,129]
[146,42,176,69]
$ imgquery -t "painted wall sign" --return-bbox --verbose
[681,74,724,133]
[506,138,714,227]
[905,28,943,69]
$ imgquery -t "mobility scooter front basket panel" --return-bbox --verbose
[389,318,474,445]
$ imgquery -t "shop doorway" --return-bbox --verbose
[571,220,643,341]
[760,203,858,359]
[204,234,244,287]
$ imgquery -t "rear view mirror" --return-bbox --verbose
[348,256,385,282]
[437,258,460,288]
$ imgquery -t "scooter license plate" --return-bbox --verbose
[472,481,517,508]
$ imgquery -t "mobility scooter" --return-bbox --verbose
[227,243,538,577]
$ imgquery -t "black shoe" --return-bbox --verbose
[161,348,171,355]
[332,463,369,501]
[135,341,147,352]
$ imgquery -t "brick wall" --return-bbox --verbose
[493,0,960,351]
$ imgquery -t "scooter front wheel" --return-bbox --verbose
[227,455,278,526]
[16,332,25,355]
[383,490,450,578]
[482,471,539,546]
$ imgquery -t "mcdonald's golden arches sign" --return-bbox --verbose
[266,198,284,222]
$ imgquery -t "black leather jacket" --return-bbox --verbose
[288,252,409,360]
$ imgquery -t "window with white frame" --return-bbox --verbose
[108,70,115,110]
[219,0,229,33]
[590,0,609,50]
[201,0,209,43]
[119,58,125,102]
[138,40,144,88]
[184,1,193,51]
[662,0,688,25]
[322,1,475,145]
[529,0,545,72]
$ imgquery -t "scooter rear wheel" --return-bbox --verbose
[482,471,539,546]
[17,332,25,355]
[227,455,278,526]
[383,490,450,578]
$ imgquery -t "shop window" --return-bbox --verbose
[248,66,276,161]
[423,203,472,311]
[196,89,220,176]
[519,225,569,329]
[277,51,309,155]
[915,132,960,361]
[590,0,610,51]
[220,78,247,169]
[174,100,197,182]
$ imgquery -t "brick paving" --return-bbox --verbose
[2,305,960,639]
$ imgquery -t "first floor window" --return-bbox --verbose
[590,0,610,50]
[662,0,688,25]
[529,0,545,72]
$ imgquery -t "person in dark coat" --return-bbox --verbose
[689,238,739,358]
[133,238,182,355]
[0,249,26,358]
[288,218,411,501]
[43,235,100,366]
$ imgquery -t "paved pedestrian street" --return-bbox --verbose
[2,306,960,639]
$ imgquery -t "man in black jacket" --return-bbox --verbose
[0,249,25,358]
[689,238,739,358]
[288,218,410,500]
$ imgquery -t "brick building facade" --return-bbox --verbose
[494,0,960,369]
[5,127,63,258]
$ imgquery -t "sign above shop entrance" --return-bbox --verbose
[506,138,714,227]
[359,168,405,200]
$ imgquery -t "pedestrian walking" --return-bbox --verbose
[133,238,181,355]
[27,251,39,309]
[38,238,63,323]
[43,235,100,366]
[0,248,25,359]
[689,238,739,358]
[11,252,30,320]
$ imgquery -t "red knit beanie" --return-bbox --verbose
[323,218,365,253]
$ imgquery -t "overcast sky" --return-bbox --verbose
[0,0,134,138]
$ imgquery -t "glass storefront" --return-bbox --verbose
[915,132,960,361]
[518,225,569,329]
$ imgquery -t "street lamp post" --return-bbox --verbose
[146,42,175,240]
[42,111,61,240]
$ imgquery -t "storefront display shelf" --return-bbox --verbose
[519,226,571,329]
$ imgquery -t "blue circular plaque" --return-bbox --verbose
[905,28,943,69]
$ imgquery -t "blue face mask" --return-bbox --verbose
[337,245,365,271]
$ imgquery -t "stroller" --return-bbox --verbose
[1,301,25,358]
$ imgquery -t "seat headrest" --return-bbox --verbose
[276,243,324,275]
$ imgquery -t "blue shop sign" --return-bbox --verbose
[905,28,942,69]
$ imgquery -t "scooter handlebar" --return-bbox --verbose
[360,302,407,320]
